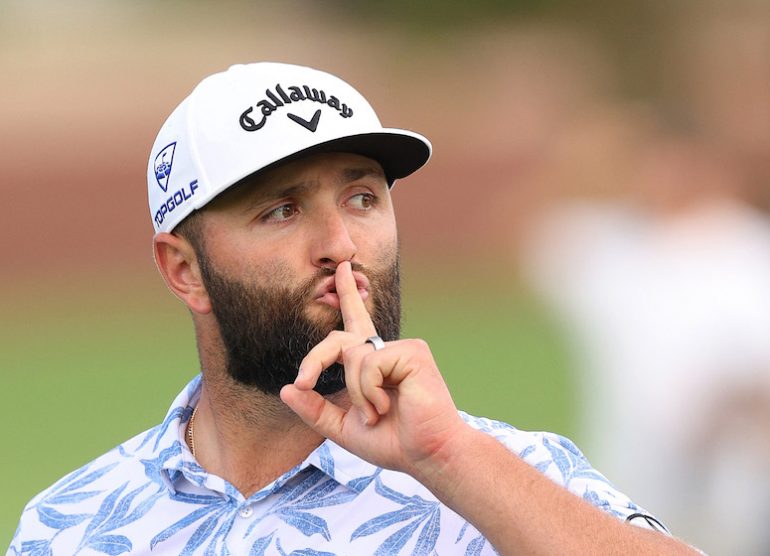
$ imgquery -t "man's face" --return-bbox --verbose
[191,152,401,395]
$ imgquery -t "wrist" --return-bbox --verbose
[409,421,489,505]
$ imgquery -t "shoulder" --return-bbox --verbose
[458,412,663,527]
[8,424,172,551]
[459,411,584,464]
[460,411,596,484]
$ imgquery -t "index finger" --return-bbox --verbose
[336,261,377,337]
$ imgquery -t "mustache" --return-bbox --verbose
[311,262,367,278]
[303,262,368,291]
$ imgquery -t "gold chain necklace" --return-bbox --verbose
[187,406,198,457]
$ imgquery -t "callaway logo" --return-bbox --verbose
[239,83,354,132]
[288,109,321,132]
[154,142,176,192]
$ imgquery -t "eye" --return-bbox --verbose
[264,203,298,222]
[347,192,377,210]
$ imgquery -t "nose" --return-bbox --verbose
[311,208,358,268]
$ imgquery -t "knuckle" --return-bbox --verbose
[341,345,369,374]
[362,364,383,385]
[404,338,437,367]
[407,338,430,352]
[341,345,357,362]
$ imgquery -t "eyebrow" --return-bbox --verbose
[340,166,385,183]
[261,166,385,200]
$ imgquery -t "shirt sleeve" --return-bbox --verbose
[458,411,671,534]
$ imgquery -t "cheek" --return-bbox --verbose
[367,235,399,271]
[359,212,398,255]
[210,237,298,286]
[251,258,298,285]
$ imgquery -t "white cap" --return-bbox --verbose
[147,62,432,233]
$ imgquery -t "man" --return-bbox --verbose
[8,62,698,555]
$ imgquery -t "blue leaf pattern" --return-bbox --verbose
[20,540,51,556]
[242,468,362,541]
[124,488,164,524]
[169,491,225,505]
[413,508,441,555]
[519,444,536,460]
[292,479,342,509]
[84,534,132,555]
[45,461,119,501]
[346,468,381,492]
[465,535,487,556]
[75,482,163,554]
[181,513,220,556]
[535,460,552,474]
[151,501,230,550]
[350,504,428,539]
[542,436,575,482]
[350,476,443,555]
[374,517,422,556]
[374,477,422,506]
[36,505,92,530]
[583,488,612,514]
[277,508,331,540]
[80,481,129,542]
[9,376,665,555]
[249,532,275,556]
[280,471,325,503]
[456,521,470,543]
[43,491,101,505]
[317,444,335,477]
[140,444,183,485]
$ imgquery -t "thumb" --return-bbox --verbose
[280,384,351,439]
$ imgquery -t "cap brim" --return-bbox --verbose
[254,129,432,185]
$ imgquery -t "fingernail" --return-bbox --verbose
[295,367,304,382]
[360,412,369,426]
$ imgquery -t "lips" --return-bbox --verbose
[314,272,370,309]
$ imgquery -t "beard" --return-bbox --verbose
[197,252,401,396]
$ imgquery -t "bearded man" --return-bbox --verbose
[9,62,700,555]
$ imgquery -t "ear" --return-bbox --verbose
[153,232,212,314]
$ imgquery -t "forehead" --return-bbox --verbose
[214,152,387,207]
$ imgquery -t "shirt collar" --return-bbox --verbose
[306,440,381,494]
[137,374,202,494]
[148,374,381,496]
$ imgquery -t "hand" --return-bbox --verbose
[279,261,467,479]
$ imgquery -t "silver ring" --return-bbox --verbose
[365,335,385,351]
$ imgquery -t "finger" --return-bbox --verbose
[343,343,381,425]
[336,261,376,336]
[296,330,355,390]
[360,352,391,416]
[280,384,348,439]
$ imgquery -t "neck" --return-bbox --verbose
[191,369,343,497]
[189,315,346,496]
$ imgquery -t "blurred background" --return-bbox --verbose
[3,1,770,553]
